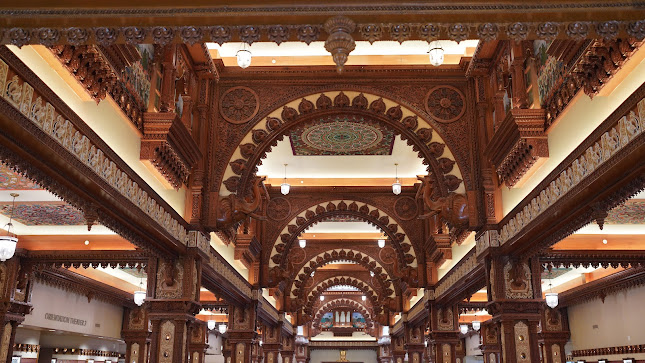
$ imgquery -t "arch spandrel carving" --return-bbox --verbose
[218,90,466,200]
[281,247,396,298]
[266,199,418,269]
[298,269,394,302]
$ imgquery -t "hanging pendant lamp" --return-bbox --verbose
[392,163,402,195]
[0,193,19,262]
[281,163,291,195]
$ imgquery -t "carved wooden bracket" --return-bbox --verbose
[50,45,117,102]
[234,233,262,270]
[485,108,548,188]
[140,111,202,189]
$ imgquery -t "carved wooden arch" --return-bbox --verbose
[297,269,393,305]
[269,200,416,269]
[303,277,382,316]
[287,248,396,299]
[313,298,374,329]
[221,90,465,197]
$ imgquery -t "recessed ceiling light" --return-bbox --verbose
[301,180,304,183]
[602,239,608,244]
[84,240,90,245]
[271,58,277,64]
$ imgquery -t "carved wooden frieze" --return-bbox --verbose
[140,112,202,189]
[485,109,548,188]
[2,17,645,47]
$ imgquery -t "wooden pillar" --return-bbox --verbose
[147,252,203,363]
[0,257,34,363]
[427,304,460,363]
[479,321,501,363]
[262,323,282,363]
[377,336,392,363]
[485,256,542,363]
[188,321,208,363]
[538,307,570,363]
[122,307,151,363]
[404,319,426,363]
[280,334,295,363]
[222,338,232,363]
[227,301,258,363]
[391,335,406,363]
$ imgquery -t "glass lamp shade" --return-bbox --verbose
[425,340,428,347]
[428,41,445,67]
[299,239,307,248]
[236,49,252,68]
[459,324,468,335]
[133,290,146,306]
[545,292,559,308]
[377,239,385,248]
[472,320,481,331]
[0,236,17,262]
[259,340,263,346]
[361,295,366,301]
[207,320,216,330]
[281,182,290,195]
[219,324,228,334]
[392,181,402,195]
[370,271,375,277]
[320,295,325,301]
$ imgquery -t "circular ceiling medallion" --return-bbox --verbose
[300,118,385,154]
[425,85,466,123]
[267,197,291,221]
[394,196,418,221]
[219,86,259,124]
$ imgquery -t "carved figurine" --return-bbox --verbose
[216,176,267,230]
[416,175,469,230]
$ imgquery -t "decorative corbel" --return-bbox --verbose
[324,16,356,73]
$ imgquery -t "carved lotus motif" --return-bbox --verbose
[425,86,466,123]
[220,86,259,124]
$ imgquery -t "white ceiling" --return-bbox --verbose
[256,135,427,179]
[208,40,478,58]
[305,221,381,234]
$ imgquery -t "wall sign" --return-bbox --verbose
[44,313,87,326]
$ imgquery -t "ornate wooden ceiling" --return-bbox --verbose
[0,3,644,354]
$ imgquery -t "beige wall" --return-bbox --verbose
[568,284,645,360]
[22,281,124,339]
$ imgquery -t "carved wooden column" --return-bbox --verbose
[0,257,33,363]
[479,321,501,363]
[484,254,542,363]
[280,334,295,363]
[294,335,309,363]
[427,305,460,363]
[391,335,406,363]
[188,321,208,363]
[159,45,177,113]
[147,251,203,363]
[404,320,425,363]
[377,334,392,363]
[262,323,282,363]
[510,41,530,110]
[122,307,151,363]
[227,290,259,363]
[454,339,465,363]
[251,340,262,363]
[538,307,570,363]
[222,338,232,363]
